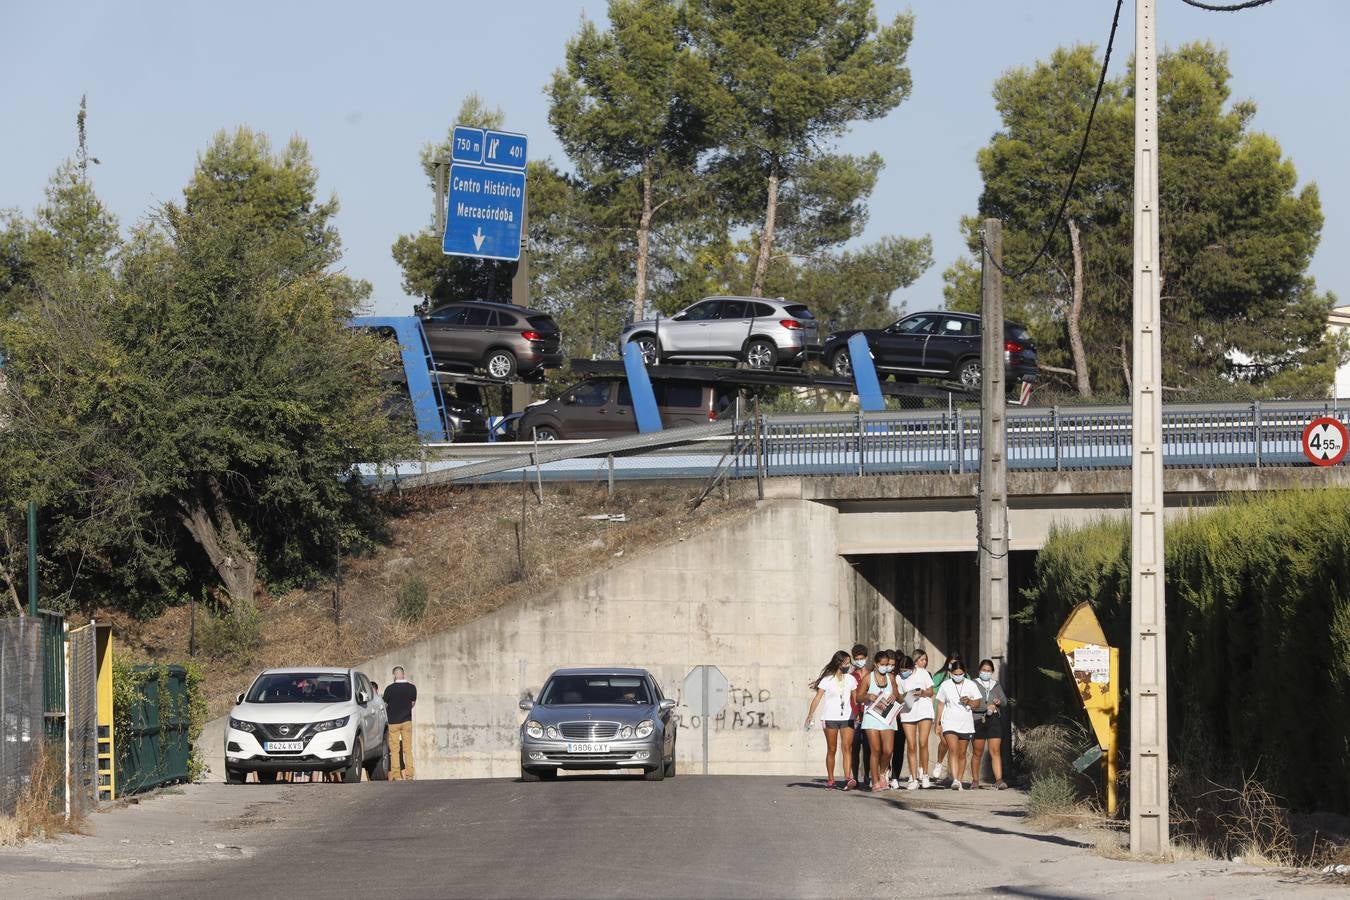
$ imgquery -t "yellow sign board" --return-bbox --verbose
[1056,601,1120,815]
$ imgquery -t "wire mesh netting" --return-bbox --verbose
[0,616,43,815]
[67,624,98,817]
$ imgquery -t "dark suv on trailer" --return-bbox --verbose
[420,300,564,381]
[517,377,736,440]
[821,310,1038,390]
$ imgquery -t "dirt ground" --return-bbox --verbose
[102,481,751,717]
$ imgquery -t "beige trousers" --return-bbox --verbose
[388,720,414,780]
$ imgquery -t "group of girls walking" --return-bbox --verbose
[804,646,1008,792]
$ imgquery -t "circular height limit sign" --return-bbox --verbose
[1302,417,1349,466]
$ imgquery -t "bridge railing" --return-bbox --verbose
[735,400,1346,478]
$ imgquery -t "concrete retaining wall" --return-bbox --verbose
[206,499,854,780]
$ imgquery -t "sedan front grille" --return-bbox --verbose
[558,721,620,741]
[545,752,635,762]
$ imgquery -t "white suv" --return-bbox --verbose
[225,667,389,784]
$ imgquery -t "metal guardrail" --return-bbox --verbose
[374,400,1346,484]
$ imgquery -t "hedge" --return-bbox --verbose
[1018,489,1350,813]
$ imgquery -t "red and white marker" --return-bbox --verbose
[1302,416,1348,467]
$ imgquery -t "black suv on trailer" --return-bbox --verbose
[822,310,1038,390]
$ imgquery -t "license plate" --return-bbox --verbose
[566,742,610,753]
[265,741,304,752]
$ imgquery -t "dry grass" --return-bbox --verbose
[0,815,19,847]
[103,482,751,717]
[12,743,68,842]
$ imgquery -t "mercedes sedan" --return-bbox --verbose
[518,667,678,781]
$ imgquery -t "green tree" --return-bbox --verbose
[945,43,1337,399]
[0,127,412,615]
[548,0,712,322]
[687,0,915,296]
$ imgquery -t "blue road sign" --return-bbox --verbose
[451,126,484,164]
[484,130,527,170]
[443,164,526,261]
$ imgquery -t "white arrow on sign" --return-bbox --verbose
[472,227,486,251]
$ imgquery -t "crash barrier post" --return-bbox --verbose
[115,664,191,797]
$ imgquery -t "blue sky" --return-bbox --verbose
[2,1,1345,318]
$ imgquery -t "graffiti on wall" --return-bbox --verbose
[675,684,780,731]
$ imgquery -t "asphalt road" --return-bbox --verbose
[3,776,1340,899]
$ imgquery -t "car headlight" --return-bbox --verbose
[310,716,350,733]
[545,725,559,739]
[635,720,654,739]
[526,721,544,739]
[229,717,256,733]
[619,725,634,739]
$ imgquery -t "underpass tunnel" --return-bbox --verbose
[843,549,1039,781]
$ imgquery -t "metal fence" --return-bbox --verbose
[116,665,191,796]
[67,623,98,817]
[0,616,43,816]
[733,401,1346,478]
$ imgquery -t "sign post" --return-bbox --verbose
[1302,416,1348,466]
[682,665,730,775]
[1057,602,1120,816]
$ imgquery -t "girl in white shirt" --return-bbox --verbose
[935,660,984,791]
[805,650,860,790]
[896,652,937,789]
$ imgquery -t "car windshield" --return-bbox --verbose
[246,672,351,704]
[538,675,652,705]
[784,304,815,320]
[1007,324,1033,343]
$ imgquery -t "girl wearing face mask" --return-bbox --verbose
[805,650,860,790]
[858,650,899,792]
[896,652,936,789]
[935,660,983,791]
[971,659,1009,789]
[930,652,964,783]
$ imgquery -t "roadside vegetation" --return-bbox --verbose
[1014,489,1350,864]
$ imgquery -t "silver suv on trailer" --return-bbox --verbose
[621,296,819,369]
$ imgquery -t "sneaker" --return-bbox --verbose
[826,779,836,789]
[906,777,919,791]
[932,762,947,780]
[995,781,1008,790]
[843,778,857,791]
[920,773,931,789]
[952,780,964,791]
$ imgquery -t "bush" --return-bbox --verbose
[197,600,262,665]
[393,574,428,623]
[1018,489,1350,814]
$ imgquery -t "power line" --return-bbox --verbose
[983,0,1125,281]
[1178,0,1274,11]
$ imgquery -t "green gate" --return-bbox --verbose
[115,665,191,795]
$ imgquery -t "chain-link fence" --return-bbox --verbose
[0,616,43,816]
[67,623,98,818]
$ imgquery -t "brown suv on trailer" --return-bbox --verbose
[420,300,564,381]
[517,378,736,440]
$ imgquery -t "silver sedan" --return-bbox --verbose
[519,667,678,781]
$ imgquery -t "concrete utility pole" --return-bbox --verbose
[1130,0,1169,856]
[978,219,1009,680]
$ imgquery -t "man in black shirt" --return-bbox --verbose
[382,666,417,781]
